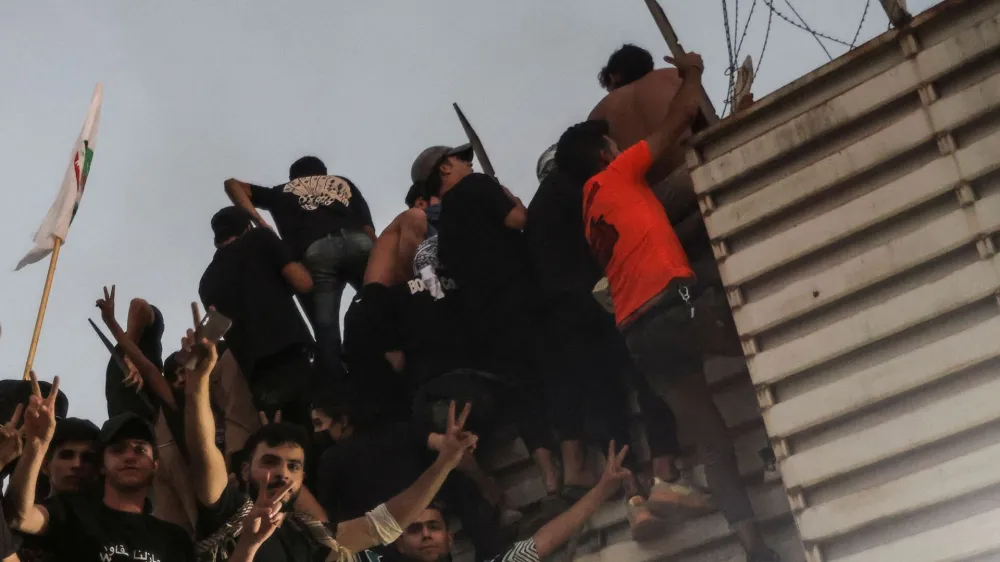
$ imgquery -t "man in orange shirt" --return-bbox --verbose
[555,52,778,561]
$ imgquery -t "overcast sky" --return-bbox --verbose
[0,0,940,424]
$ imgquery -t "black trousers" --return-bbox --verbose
[540,292,681,466]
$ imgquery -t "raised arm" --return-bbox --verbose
[224,178,273,231]
[125,296,155,344]
[335,402,477,553]
[532,442,631,558]
[645,53,705,165]
[182,303,229,506]
[501,186,528,230]
[5,373,60,535]
[97,286,177,410]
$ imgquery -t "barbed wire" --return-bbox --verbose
[760,0,854,49]
[782,0,834,59]
[734,0,760,63]
[850,0,872,49]
[721,0,738,117]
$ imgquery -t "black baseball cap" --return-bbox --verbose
[410,144,474,185]
[51,417,100,452]
[98,412,156,449]
[211,206,253,244]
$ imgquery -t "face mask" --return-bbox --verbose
[424,204,442,226]
[313,431,335,453]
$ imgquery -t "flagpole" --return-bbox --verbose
[22,236,63,380]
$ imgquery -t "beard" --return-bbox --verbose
[248,479,301,513]
[107,469,155,493]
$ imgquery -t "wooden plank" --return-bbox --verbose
[706,69,1000,241]
[732,188,1000,338]
[798,442,1000,542]
[780,375,1000,490]
[837,506,1000,562]
[691,11,1000,195]
[765,316,1000,439]
[749,255,1000,386]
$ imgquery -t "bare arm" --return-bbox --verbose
[224,179,271,229]
[281,263,314,294]
[98,287,176,410]
[336,455,455,553]
[533,442,630,558]
[6,440,50,535]
[6,374,61,535]
[183,306,229,506]
[337,403,477,553]
[107,316,176,410]
[501,186,528,230]
[646,54,705,165]
[125,298,154,344]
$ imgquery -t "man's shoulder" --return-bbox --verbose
[454,172,498,191]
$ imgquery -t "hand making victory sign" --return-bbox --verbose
[95,285,144,392]
[24,371,60,447]
[0,404,25,469]
[436,401,478,469]
[240,471,293,549]
[181,302,218,386]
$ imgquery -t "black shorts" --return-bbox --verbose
[622,286,705,379]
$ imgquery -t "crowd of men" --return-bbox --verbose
[0,44,779,562]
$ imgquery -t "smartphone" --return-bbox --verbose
[200,309,232,342]
[182,310,232,369]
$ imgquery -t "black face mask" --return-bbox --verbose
[424,204,442,227]
[313,431,335,454]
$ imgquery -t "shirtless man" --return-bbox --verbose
[589,44,753,263]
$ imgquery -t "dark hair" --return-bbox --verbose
[311,383,384,433]
[211,206,253,245]
[242,423,311,465]
[162,352,184,384]
[289,156,327,181]
[423,500,450,529]
[599,44,654,90]
[405,183,426,208]
[49,417,99,458]
[424,167,444,199]
[311,384,355,421]
[555,119,613,185]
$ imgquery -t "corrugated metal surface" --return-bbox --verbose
[686,0,1000,560]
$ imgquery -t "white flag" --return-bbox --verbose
[16,84,102,271]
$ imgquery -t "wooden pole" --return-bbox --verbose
[879,0,912,28]
[22,237,63,380]
[643,0,720,126]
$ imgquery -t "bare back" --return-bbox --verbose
[363,208,428,286]
[589,68,689,185]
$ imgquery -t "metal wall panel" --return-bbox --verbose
[686,1,1000,561]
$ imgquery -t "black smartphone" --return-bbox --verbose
[182,310,232,369]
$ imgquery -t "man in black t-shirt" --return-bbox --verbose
[7,375,193,562]
[311,389,512,560]
[103,296,164,424]
[199,206,316,430]
[224,156,377,382]
[184,336,480,562]
[526,148,687,540]
[408,144,559,499]
[387,442,633,562]
[11,417,100,562]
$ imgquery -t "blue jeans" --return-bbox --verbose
[303,229,373,382]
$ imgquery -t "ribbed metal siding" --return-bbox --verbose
[687,1,1000,561]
